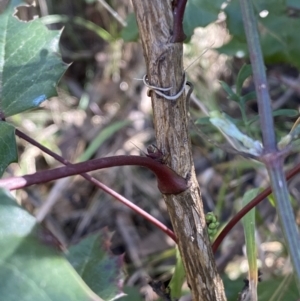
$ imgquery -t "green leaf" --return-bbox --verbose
[219,81,240,102]
[67,232,125,301]
[242,188,260,301]
[0,121,17,177]
[223,0,245,40]
[241,91,256,103]
[121,13,139,42]
[287,0,300,9]
[118,287,143,301]
[272,109,299,117]
[249,109,299,126]
[236,64,253,96]
[195,116,211,125]
[183,0,222,38]
[41,15,113,42]
[220,0,300,69]
[258,274,299,301]
[0,188,103,301]
[78,120,131,162]
[0,2,68,117]
[209,111,263,155]
[168,246,186,300]
[223,274,299,301]
[216,38,248,58]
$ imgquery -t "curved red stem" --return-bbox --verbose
[212,161,300,253]
[15,129,177,242]
[0,155,189,195]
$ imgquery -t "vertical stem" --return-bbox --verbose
[239,0,300,288]
[239,0,276,152]
[131,1,227,300]
[268,160,300,286]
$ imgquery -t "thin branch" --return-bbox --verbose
[1,154,188,194]
[15,129,177,242]
[171,0,188,43]
[240,0,276,152]
[97,0,127,27]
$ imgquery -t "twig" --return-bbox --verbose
[240,0,276,152]
[15,129,177,242]
[97,0,127,27]
[36,178,70,222]
[38,0,49,17]
[171,0,188,43]
[0,154,188,194]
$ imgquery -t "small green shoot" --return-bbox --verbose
[168,246,186,301]
[242,188,260,301]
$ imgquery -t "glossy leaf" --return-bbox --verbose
[67,231,125,301]
[0,188,103,301]
[0,121,17,177]
[0,1,68,117]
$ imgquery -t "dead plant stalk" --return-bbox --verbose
[131,1,226,300]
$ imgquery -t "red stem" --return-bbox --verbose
[0,155,189,194]
[212,161,300,253]
[15,129,177,242]
[171,0,188,43]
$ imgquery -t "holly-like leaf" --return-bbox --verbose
[0,188,103,301]
[0,1,68,118]
[67,231,125,301]
[0,121,17,177]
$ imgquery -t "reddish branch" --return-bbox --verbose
[13,131,300,252]
[171,0,188,43]
[212,161,300,253]
[0,153,189,194]
[15,129,177,241]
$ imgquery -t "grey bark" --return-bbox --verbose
[131,1,227,301]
